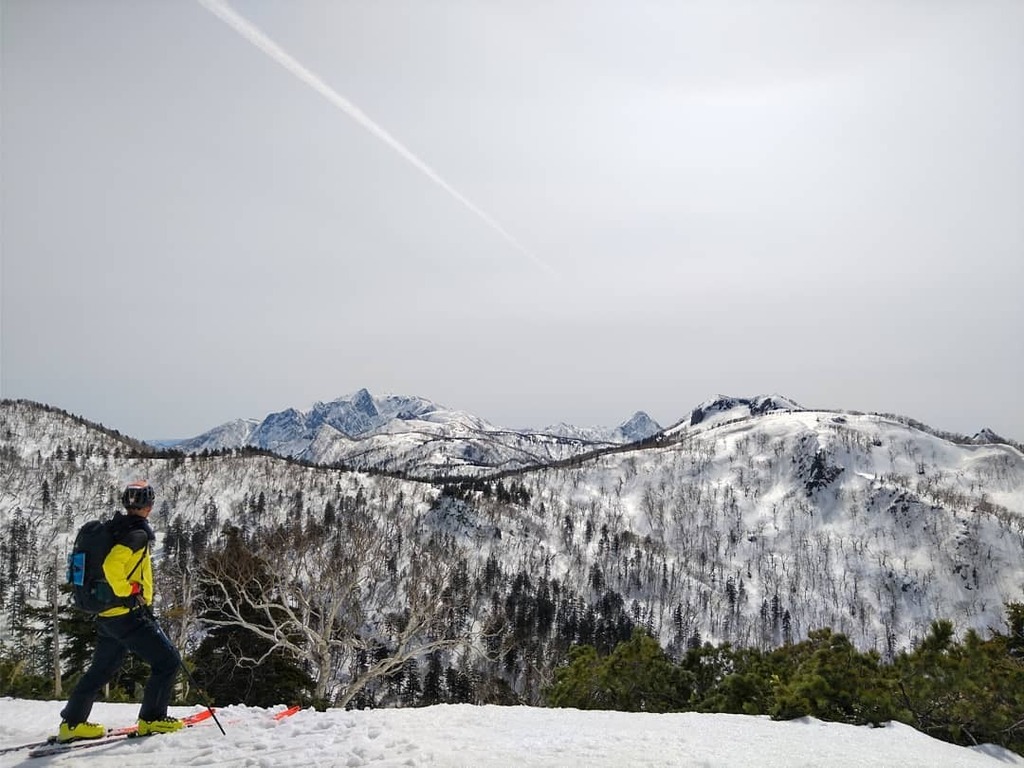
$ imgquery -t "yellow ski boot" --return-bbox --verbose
[137,717,184,736]
[58,721,105,743]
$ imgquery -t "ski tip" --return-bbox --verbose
[185,709,215,725]
[273,705,302,721]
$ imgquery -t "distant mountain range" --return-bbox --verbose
[161,389,1017,478]
[165,388,666,476]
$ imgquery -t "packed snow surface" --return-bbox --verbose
[1,699,1021,767]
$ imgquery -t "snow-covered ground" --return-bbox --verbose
[1,699,1021,767]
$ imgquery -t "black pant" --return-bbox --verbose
[61,609,181,724]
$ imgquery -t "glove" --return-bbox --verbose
[122,583,146,608]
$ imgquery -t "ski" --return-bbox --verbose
[28,732,132,758]
[1,723,142,756]
[26,710,213,758]
[0,738,53,757]
[6,705,290,757]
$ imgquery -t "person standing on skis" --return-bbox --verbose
[58,481,184,742]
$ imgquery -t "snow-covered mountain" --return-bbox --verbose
[542,410,662,444]
[974,427,1012,445]
[676,394,804,430]
[172,417,261,454]
[169,389,663,476]
[2,395,1023,705]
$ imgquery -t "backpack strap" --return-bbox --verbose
[125,543,147,583]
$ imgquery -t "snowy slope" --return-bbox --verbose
[0,699,1020,767]
[532,408,1024,650]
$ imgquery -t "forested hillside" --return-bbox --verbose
[1,398,1022,708]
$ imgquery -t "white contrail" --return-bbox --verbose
[197,0,555,275]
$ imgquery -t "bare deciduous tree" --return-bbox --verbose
[197,499,474,705]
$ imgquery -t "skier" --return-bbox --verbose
[57,481,184,742]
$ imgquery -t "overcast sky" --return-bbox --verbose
[2,0,1022,441]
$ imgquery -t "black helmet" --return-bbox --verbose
[122,481,155,510]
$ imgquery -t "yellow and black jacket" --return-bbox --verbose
[98,513,155,618]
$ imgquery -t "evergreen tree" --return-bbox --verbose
[684,643,770,715]
[547,629,690,712]
[893,617,1024,751]
[770,628,894,725]
[421,651,445,706]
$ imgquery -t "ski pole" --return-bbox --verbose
[146,606,226,735]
